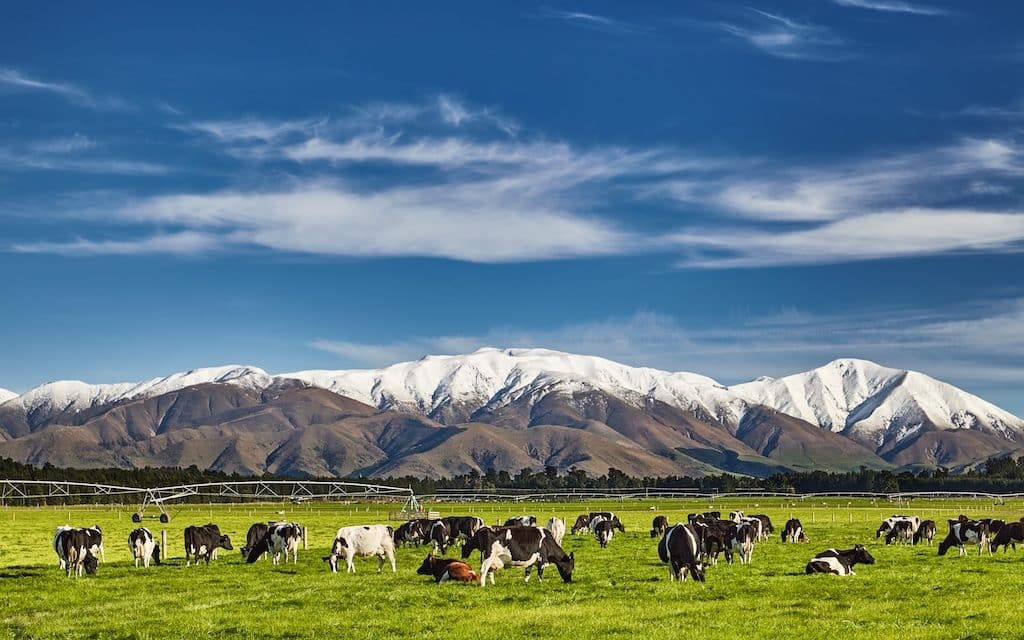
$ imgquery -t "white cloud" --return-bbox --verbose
[713,9,848,61]
[537,7,644,35]
[832,0,952,16]
[0,68,130,110]
[12,231,220,256]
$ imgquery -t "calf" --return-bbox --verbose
[462,526,574,586]
[938,519,990,557]
[416,553,479,583]
[570,514,591,535]
[650,515,669,538]
[184,524,233,566]
[658,524,706,582]
[54,527,99,577]
[324,524,396,573]
[546,517,566,546]
[128,527,160,568]
[782,518,807,543]
[241,522,271,560]
[886,520,914,545]
[806,545,875,576]
[246,522,302,564]
[504,515,538,527]
[593,516,614,548]
[914,520,937,546]
[990,521,1024,553]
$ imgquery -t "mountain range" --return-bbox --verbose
[0,348,1021,478]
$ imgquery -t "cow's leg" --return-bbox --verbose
[387,548,396,572]
[479,555,495,587]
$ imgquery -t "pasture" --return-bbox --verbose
[2,497,1023,639]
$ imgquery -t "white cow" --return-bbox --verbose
[324,525,396,573]
[546,517,566,547]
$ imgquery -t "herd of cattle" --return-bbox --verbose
[48,509,1024,585]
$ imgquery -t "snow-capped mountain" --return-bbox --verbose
[0,388,17,405]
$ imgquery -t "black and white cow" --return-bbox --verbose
[461,526,574,586]
[504,515,538,527]
[876,515,921,539]
[739,516,765,543]
[886,520,914,545]
[805,545,875,576]
[184,524,233,566]
[782,518,807,543]
[691,519,734,565]
[246,522,302,564]
[54,527,99,577]
[657,524,706,582]
[589,512,625,532]
[729,510,745,523]
[429,520,452,555]
[442,516,484,545]
[990,521,1024,552]
[128,527,160,568]
[241,522,271,560]
[729,520,757,564]
[650,515,669,538]
[546,517,566,546]
[416,554,479,583]
[570,514,591,535]
[593,516,614,548]
[324,524,396,573]
[749,514,774,541]
[393,519,427,547]
[914,520,937,546]
[938,519,990,557]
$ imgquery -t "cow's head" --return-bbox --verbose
[554,551,575,583]
[83,552,98,576]
[218,535,234,551]
[852,544,875,565]
[416,554,435,576]
[613,517,625,533]
[151,544,161,566]
[690,561,706,582]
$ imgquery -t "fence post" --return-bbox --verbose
[302,526,308,550]
[161,530,168,560]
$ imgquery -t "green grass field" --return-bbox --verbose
[2,497,1023,639]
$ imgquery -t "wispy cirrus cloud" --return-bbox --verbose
[537,7,644,35]
[832,0,952,16]
[0,68,131,110]
[709,9,849,61]
[0,133,170,175]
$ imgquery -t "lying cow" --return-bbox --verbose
[324,524,396,573]
[128,527,160,568]
[650,515,669,538]
[54,527,99,577]
[914,520,937,545]
[416,554,479,583]
[782,518,807,543]
[246,522,302,564]
[806,545,875,576]
[546,517,566,546]
[938,519,990,557]
[461,526,574,586]
[657,524,705,582]
[184,524,233,566]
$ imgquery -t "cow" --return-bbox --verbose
[703,511,722,520]
[393,519,427,547]
[730,520,757,564]
[749,514,774,541]
[461,526,574,586]
[589,512,625,533]
[990,521,1024,553]
[876,515,921,539]
[593,516,614,548]
[739,517,764,543]
[805,545,875,576]
[546,517,566,546]
[657,524,706,582]
[442,516,484,546]
[729,510,745,523]
[246,522,302,565]
[324,524,396,573]
[914,520,937,546]
[691,519,734,565]
[416,554,479,583]
[571,514,591,535]
[429,520,452,555]
[241,523,271,560]
[782,518,807,543]
[54,527,99,577]
[184,524,233,566]
[886,520,914,545]
[504,516,538,527]
[980,519,1005,538]
[938,519,990,557]
[53,525,103,571]
[650,515,669,538]
[128,527,160,568]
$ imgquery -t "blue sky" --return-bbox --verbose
[2,1,1024,413]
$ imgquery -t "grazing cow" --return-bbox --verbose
[650,515,669,538]
[739,517,764,543]
[657,524,706,582]
[393,520,427,547]
[546,517,566,546]
[416,554,479,583]
[980,519,1005,538]
[128,527,160,568]
[990,521,1024,552]
[749,514,774,541]
[729,521,757,564]
[461,526,574,586]
[571,514,591,535]
[54,527,99,577]
[782,518,807,543]
[241,522,271,560]
[593,516,614,548]
[876,515,921,539]
[886,520,914,545]
[589,512,625,532]
[324,525,396,573]
[442,516,484,546]
[692,519,734,565]
[914,520,937,546]
[729,510,745,523]
[184,524,233,566]
[805,545,875,576]
[429,520,452,555]
[53,526,103,571]
[938,519,990,557]
[246,522,302,564]
[504,515,538,527]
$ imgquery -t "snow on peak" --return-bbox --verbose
[0,388,19,405]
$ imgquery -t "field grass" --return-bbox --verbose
[2,497,1023,639]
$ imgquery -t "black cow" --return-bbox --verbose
[246,522,302,564]
[782,518,807,543]
[691,519,735,565]
[429,520,452,555]
[806,545,875,576]
[442,516,484,547]
[650,515,669,538]
[55,527,99,577]
[658,524,706,582]
[938,519,990,557]
[593,517,615,548]
[184,524,233,566]
[128,527,160,568]
[241,523,270,560]
[462,526,574,586]
[394,520,427,547]
[749,514,774,541]
[886,520,914,545]
[980,519,1005,537]
[914,520,937,546]
[504,516,538,527]
[990,521,1024,552]
[571,514,591,535]
[589,512,625,532]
